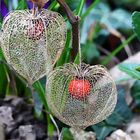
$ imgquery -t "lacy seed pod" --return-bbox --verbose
[1,9,66,84]
[46,63,117,129]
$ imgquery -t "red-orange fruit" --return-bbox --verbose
[27,19,44,40]
[68,79,91,98]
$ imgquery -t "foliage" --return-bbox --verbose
[132,11,140,41]
[118,63,140,80]
[131,80,140,106]
[81,42,100,63]
[62,128,74,140]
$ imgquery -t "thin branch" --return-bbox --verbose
[56,0,80,61]
[30,0,49,9]
[56,0,77,24]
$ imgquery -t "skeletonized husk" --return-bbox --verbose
[1,9,66,84]
[46,63,117,129]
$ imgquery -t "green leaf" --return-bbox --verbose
[0,48,4,60]
[33,81,49,112]
[47,116,55,136]
[81,42,100,63]
[76,0,85,16]
[56,30,71,66]
[136,67,140,72]
[81,0,101,20]
[131,80,140,105]
[132,11,140,40]
[16,0,27,10]
[119,63,140,80]
[4,0,9,7]
[15,75,31,97]
[81,3,132,44]
[33,81,55,135]
[32,91,43,117]
[92,122,116,140]
[65,0,81,11]
[102,9,131,29]
[48,1,58,10]
[74,52,80,64]
[74,42,100,64]
[0,64,9,97]
[62,128,74,140]
[106,86,132,126]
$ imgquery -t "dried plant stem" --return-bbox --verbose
[32,3,36,16]
[30,0,48,9]
[56,0,80,61]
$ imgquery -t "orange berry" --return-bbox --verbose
[27,19,44,40]
[68,79,91,98]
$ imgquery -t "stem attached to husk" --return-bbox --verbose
[56,0,80,61]
[32,3,36,16]
[30,0,49,9]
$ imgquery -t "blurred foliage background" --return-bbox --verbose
[0,0,140,140]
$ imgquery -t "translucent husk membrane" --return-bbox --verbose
[46,63,117,129]
[1,9,66,84]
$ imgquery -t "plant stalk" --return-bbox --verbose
[56,0,80,61]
